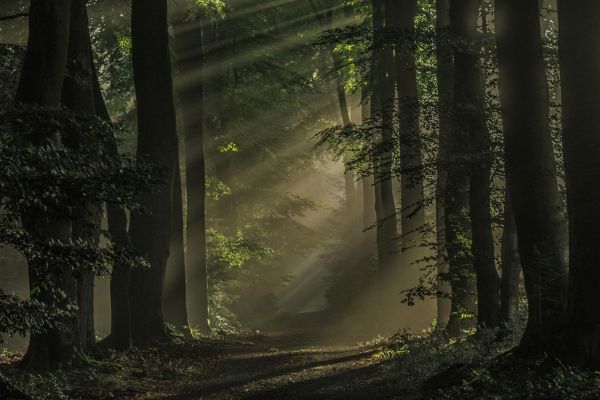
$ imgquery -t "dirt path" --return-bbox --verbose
[2,331,418,399]
[78,332,409,400]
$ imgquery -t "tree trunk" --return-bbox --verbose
[16,0,79,369]
[163,160,190,331]
[499,192,521,328]
[61,0,102,353]
[435,0,453,329]
[451,0,500,330]
[372,0,398,271]
[128,0,179,345]
[495,0,568,356]
[389,0,425,244]
[91,63,132,350]
[556,0,600,368]
[172,10,211,334]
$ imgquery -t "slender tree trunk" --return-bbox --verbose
[372,0,398,271]
[499,192,521,327]
[495,0,568,356]
[390,0,425,243]
[163,160,189,331]
[556,0,600,368]
[444,0,478,337]
[435,0,453,329]
[128,0,179,345]
[17,0,79,369]
[451,0,500,330]
[91,64,133,350]
[172,10,210,334]
[61,0,103,353]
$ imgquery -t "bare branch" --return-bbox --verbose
[0,12,29,22]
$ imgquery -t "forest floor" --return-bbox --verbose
[2,328,600,400]
[1,331,417,400]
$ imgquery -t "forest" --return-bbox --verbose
[0,0,598,399]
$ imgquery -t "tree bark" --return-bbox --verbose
[434,0,453,329]
[556,0,600,368]
[16,0,79,369]
[61,0,102,353]
[91,61,132,350]
[389,0,425,243]
[495,0,568,356]
[451,0,500,330]
[163,159,190,331]
[499,192,521,327]
[128,0,179,345]
[372,0,398,271]
[172,8,210,334]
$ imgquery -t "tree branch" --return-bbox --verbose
[0,12,29,22]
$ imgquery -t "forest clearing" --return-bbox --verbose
[0,0,599,399]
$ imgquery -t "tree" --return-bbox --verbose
[495,0,568,355]
[371,0,398,271]
[434,0,453,329]
[128,0,180,345]
[61,0,102,352]
[557,0,600,367]
[389,0,425,246]
[498,193,521,329]
[172,3,210,334]
[15,0,78,369]
[450,0,499,330]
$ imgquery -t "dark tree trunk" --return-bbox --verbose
[495,0,568,356]
[61,0,102,353]
[372,0,398,271]
[556,0,600,368]
[128,0,179,345]
[499,192,521,327]
[163,160,190,331]
[163,7,190,327]
[16,0,79,369]
[91,62,132,350]
[451,0,500,330]
[444,0,478,337]
[435,0,453,329]
[172,10,210,334]
[389,0,425,243]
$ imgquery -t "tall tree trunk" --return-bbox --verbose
[451,0,500,330]
[444,0,478,337]
[16,0,79,369]
[389,0,425,244]
[435,0,453,329]
[128,0,179,345]
[60,0,102,352]
[163,160,189,331]
[91,64,132,350]
[495,0,568,356]
[163,5,190,325]
[361,88,377,249]
[172,10,210,334]
[556,0,600,368]
[372,0,398,271]
[499,192,521,328]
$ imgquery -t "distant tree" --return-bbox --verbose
[371,0,398,271]
[389,0,425,245]
[434,0,453,329]
[172,0,210,334]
